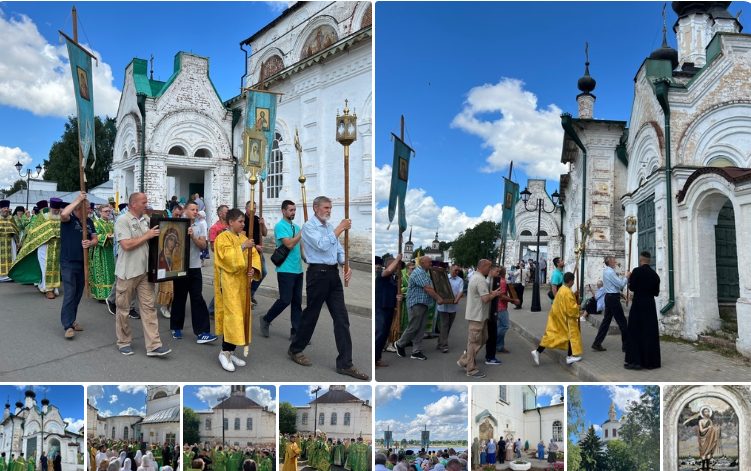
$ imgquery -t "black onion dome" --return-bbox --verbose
[15,401,23,408]
[5,401,10,409]
[650,25,679,69]
[672,2,717,17]
[577,62,596,94]
[24,389,36,399]
[41,398,50,406]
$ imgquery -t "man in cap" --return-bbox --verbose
[13,206,29,238]
[9,199,63,298]
[0,200,21,282]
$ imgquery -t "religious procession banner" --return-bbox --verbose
[502,178,520,240]
[245,89,278,180]
[421,430,430,449]
[388,134,415,233]
[383,431,392,449]
[64,33,97,169]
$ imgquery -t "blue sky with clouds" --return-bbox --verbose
[374,1,745,255]
[1,385,84,433]
[279,385,372,407]
[568,384,648,443]
[87,385,153,418]
[183,385,276,412]
[375,385,467,441]
[0,1,287,189]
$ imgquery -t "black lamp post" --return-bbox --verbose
[519,187,560,312]
[218,396,227,445]
[15,161,43,211]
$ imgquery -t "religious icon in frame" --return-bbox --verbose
[504,190,513,210]
[398,157,408,182]
[148,217,190,282]
[77,66,90,101]
[429,266,455,304]
[255,108,270,132]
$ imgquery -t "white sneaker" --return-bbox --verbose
[219,351,235,372]
[531,350,540,366]
[230,354,246,367]
[566,355,582,364]
[161,306,171,319]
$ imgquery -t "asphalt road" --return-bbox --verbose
[374,298,577,382]
[0,280,372,381]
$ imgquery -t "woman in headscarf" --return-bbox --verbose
[134,451,142,467]
[120,458,131,471]
[108,459,120,471]
[547,439,558,464]
[53,454,62,471]
[118,453,126,467]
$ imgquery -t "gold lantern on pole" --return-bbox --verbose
[335,100,357,287]
[625,215,637,306]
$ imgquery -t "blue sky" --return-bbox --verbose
[1,385,84,433]
[87,385,152,417]
[374,1,745,255]
[0,1,288,189]
[279,385,372,407]
[375,385,467,441]
[183,385,276,412]
[568,384,648,443]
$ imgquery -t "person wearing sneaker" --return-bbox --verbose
[259,200,305,342]
[457,259,501,378]
[113,193,171,357]
[495,266,520,355]
[394,256,445,362]
[287,196,369,380]
[170,200,217,344]
[59,191,98,340]
[531,272,583,366]
[374,253,403,368]
[243,201,268,307]
[214,209,262,372]
[106,203,140,319]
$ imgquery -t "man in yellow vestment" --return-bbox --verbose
[0,200,20,282]
[9,199,62,298]
[214,208,261,372]
[282,436,300,471]
[531,271,582,366]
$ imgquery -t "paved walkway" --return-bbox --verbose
[509,284,751,381]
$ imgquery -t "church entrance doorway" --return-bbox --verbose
[715,198,740,339]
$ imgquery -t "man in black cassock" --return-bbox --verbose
[624,251,661,370]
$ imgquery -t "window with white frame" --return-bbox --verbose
[553,421,562,442]
[266,132,283,199]
[499,386,508,403]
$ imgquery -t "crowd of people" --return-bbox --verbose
[280,432,370,471]
[375,248,661,375]
[0,192,368,378]
[87,439,179,471]
[183,443,274,471]
[0,450,58,471]
[373,447,468,471]
[471,437,558,467]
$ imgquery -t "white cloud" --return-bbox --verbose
[246,386,276,412]
[109,395,118,404]
[65,418,84,432]
[375,385,409,408]
[0,7,120,118]
[404,415,409,419]
[117,385,148,395]
[195,386,231,408]
[120,406,145,416]
[87,385,104,407]
[450,78,568,181]
[375,392,468,441]
[592,424,601,433]
[0,146,31,189]
[98,409,112,418]
[435,385,468,394]
[604,385,643,413]
[265,1,289,14]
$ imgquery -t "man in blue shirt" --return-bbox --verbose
[260,200,305,340]
[59,191,97,339]
[287,196,368,380]
[591,256,631,352]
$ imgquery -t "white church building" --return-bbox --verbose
[111,1,372,261]
[472,385,564,453]
[0,389,83,471]
[294,386,372,441]
[195,386,276,445]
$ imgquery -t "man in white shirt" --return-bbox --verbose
[374,454,389,471]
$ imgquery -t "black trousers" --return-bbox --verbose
[485,312,498,360]
[290,266,353,369]
[592,293,630,349]
[171,267,211,336]
[514,283,525,307]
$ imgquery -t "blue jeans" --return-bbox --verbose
[250,253,267,296]
[263,272,303,335]
[60,260,85,330]
[496,309,510,350]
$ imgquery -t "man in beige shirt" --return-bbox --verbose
[113,192,171,356]
[457,259,501,378]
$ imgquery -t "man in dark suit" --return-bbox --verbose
[624,251,661,370]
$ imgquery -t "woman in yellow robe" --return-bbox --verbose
[531,271,582,365]
[214,208,261,372]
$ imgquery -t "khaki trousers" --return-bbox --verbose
[115,273,162,351]
[459,320,488,374]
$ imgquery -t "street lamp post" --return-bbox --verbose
[15,161,43,211]
[218,396,227,445]
[519,187,560,312]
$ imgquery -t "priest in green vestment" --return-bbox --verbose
[213,447,226,471]
[344,438,369,471]
[0,201,20,282]
[258,451,272,471]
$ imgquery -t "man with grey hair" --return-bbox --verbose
[287,196,368,380]
[374,453,389,471]
[591,255,631,353]
[445,458,463,471]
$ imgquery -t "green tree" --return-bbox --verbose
[578,426,605,471]
[619,385,660,471]
[567,443,582,471]
[604,440,636,471]
[279,401,297,435]
[183,407,201,444]
[449,220,501,268]
[4,179,26,196]
[44,116,116,191]
[567,386,585,440]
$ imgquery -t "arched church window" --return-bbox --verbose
[112,427,116,439]
[520,230,532,236]
[247,418,253,430]
[123,427,128,440]
[552,421,562,442]
[708,157,736,168]
[130,146,137,158]
[206,419,211,430]
[331,413,337,425]
[234,418,240,430]
[344,413,350,426]
[194,148,212,158]
[319,413,325,425]
[168,146,186,156]
[154,391,167,399]
[266,132,283,200]
[538,231,548,237]
[302,413,308,425]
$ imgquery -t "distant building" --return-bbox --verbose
[424,233,444,262]
[601,403,623,442]
[196,386,276,445]
[294,386,372,441]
